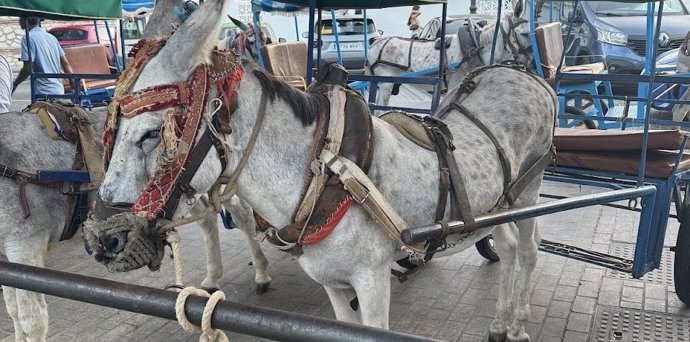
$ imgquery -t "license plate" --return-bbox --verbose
[332,42,362,51]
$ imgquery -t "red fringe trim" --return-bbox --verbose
[302,197,353,245]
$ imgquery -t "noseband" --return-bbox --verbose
[102,38,243,222]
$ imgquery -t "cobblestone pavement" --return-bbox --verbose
[0,181,686,342]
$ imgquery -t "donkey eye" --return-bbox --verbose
[136,130,161,148]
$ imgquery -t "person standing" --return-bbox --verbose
[407,5,422,38]
[0,54,12,112]
[13,17,73,96]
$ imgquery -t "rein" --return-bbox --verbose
[499,17,531,60]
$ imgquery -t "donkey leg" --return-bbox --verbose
[197,210,224,292]
[4,239,50,342]
[507,218,540,342]
[225,196,272,294]
[324,286,361,324]
[376,82,395,108]
[2,286,24,342]
[351,267,391,329]
[489,224,519,342]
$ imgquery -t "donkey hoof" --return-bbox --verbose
[488,331,507,342]
[256,282,270,294]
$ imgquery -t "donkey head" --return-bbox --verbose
[83,0,235,272]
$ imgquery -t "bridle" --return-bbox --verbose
[499,15,531,63]
[99,38,244,224]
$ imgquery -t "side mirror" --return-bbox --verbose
[301,32,309,38]
[377,30,383,35]
[278,37,286,43]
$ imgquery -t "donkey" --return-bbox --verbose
[217,16,270,61]
[0,105,269,342]
[366,0,536,107]
[84,0,557,341]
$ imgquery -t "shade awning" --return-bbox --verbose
[280,0,446,9]
[122,0,154,16]
[0,0,123,20]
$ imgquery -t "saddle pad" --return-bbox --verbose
[379,111,434,151]
[554,149,690,179]
[554,127,689,152]
[27,100,80,143]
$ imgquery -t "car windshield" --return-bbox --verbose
[318,19,376,35]
[51,29,87,41]
[588,0,688,16]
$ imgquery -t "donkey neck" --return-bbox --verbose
[228,73,318,226]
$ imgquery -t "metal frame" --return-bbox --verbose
[0,261,437,342]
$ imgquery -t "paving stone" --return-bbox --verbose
[541,317,567,337]
[572,296,596,314]
[643,298,667,313]
[566,312,592,333]
[531,289,554,307]
[597,291,620,306]
[547,300,572,319]
[563,330,589,342]
[622,286,644,303]
[644,283,667,300]
[553,285,578,302]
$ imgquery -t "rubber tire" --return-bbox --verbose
[674,203,690,304]
[475,235,500,262]
[564,106,597,129]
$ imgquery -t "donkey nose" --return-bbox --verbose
[100,232,128,254]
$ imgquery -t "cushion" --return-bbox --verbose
[554,127,689,152]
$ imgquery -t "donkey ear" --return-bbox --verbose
[158,0,229,74]
[143,0,180,38]
[513,0,524,18]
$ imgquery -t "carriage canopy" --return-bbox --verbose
[0,0,123,20]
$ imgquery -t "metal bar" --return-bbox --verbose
[431,2,448,115]
[252,11,265,69]
[554,0,579,90]
[556,73,690,84]
[330,10,343,66]
[529,0,544,78]
[25,21,35,102]
[119,19,127,69]
[538,240,633,273]
[103,20,122,72]
[306,0,316,82]
[637,0,664,186]
[295,16,300,41]
[316,8,323,75]
[0,261,437,342]
[368,104,432,115]
[36,73,118,80]
[348,75,438,85]
[490,0,502,64]
[401,186,657,245]
[363,10,368,62]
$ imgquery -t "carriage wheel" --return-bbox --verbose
[564,106,597,129]
[674,203,690,304]
[475,235,500,262]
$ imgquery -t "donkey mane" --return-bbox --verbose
[251,69,326,126]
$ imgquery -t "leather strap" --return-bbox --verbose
[452,102,513,205]
[504,147,555,205]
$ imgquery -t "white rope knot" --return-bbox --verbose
[175,286,229,342]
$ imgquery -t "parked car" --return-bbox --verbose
[537,0,690,93]
[49,24,119,67]
[304,15,382,73]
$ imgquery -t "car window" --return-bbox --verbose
[318,19,376,35]
[50,29,88,41]
[537,1,562,25]
[441,21,463,38]
[420,19,439,40]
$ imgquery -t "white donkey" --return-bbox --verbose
[366,0,536,107]
[84,0,557,341]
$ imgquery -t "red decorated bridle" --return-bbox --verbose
[102,39,244,222]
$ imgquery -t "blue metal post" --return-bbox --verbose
[636,2,656,120]
[24,21,35,102]
[316,9,323,74]
[637,1,664,186]
[490,0,503,64]
[529,0,544,77]
[93,21,101,45]
[431,2,448,115]
[306,0,316,82]
[363,9,368,62]
[331,10,343,66]
[103,21,122,72]
[252,11,265,69]
[119,20,127,69]
[294,16,300,41]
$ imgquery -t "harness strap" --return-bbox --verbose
[320,149,426,254]
[452,102,513,205]
[504,147,555,205]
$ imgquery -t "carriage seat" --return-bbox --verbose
[552,127,690,178]
[262,41,308,91]
[62,44,116,92]
[535,22,605,86]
